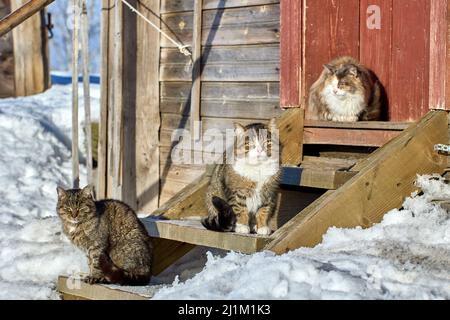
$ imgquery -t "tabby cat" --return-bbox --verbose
[201,119,281,235]
[56,185,152,285]
[309,56,381,122]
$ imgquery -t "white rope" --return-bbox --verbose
[119,0,191,56]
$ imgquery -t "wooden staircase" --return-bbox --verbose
[58,109,449,300]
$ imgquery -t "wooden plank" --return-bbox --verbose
[190,0,202,141]
[81,0,93,185]
[280,0,301,107]
[160,81,281,119]
[429,0,447,110]
[160,44,279,81]
[303,127,401,147]
[142,218,271,254]
[134,0,160,213]
[390,0,430,121]
[276,108,303,165]
[266,111,448,253]
[161,0,279,13]
[303,0,360,118]
[71,0,80,188]
[359,0,391,119]
[97,0,111,199]
[0,0,54,37]
[11,0,50,96]
[160,4,280,47]
[304,120,409,130]
[57,276,150,300]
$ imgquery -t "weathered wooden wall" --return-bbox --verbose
[0,0,50,97]
[159,0,281,204]
[0,0,14,98]
[281,0,449,122]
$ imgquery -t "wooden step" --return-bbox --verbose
[282,156,358,189]
[142,218,271,254]
[304,120,411,147]
[57,276,157,300]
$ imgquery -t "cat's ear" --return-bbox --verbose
[348,66,359,77]
[324,64,335,74]
[81,185,93,199]
[234,123,246,137]
[56,187,66,199]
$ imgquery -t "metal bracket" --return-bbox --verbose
[434,144,450,154]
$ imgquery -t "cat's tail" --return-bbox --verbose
[98,254,151,286]
[201,196,236,232]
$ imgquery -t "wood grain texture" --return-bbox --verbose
[133,0,161,213]
[143,218,271,254]
[266,111,448,253]
[359,0,391,119]
[160,4,279,47]
[303,0,360,118]
[429,0,447,110]
[280,0,301,107]
[161,0,279,13]
[10,0,50,96]
[0,1,14,98]
[390,0,430,121]
[160,44,279,81]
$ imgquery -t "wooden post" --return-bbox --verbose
[0,0,54,37]
[10,0,50,96]
[81,0,93,186]
[71,0,80,189]
[112,0,123,199]
[97,0,111,199]
[190,0,202,141]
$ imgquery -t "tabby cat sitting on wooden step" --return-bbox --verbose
[56,185,153,285]
[309,56,381,122]
[202,119,281,235]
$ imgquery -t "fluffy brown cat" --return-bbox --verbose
[202,119,281,235]
[56,185,152,285]
[309,56,381,122]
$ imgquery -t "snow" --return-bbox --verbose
[0,84,99,299]
[153,175,450,300]
[0,85,450,300]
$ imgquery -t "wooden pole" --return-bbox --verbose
[112,0,123,199]
[81,0,93,186]
[0,0,54,37]
[72,0,81,189]
[190,0,202,142]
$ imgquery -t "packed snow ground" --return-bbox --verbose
[0,85,99,299]
[0,85,450,299]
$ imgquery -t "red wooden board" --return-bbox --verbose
[303,0,360,118]
[359,0,392,120]
[280,0,302,108]
[390,0,431,121]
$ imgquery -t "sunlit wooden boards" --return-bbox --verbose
[158,1,281,206]
[57,276,153,300]
[143,218,270,254]
[266,110,448,253]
